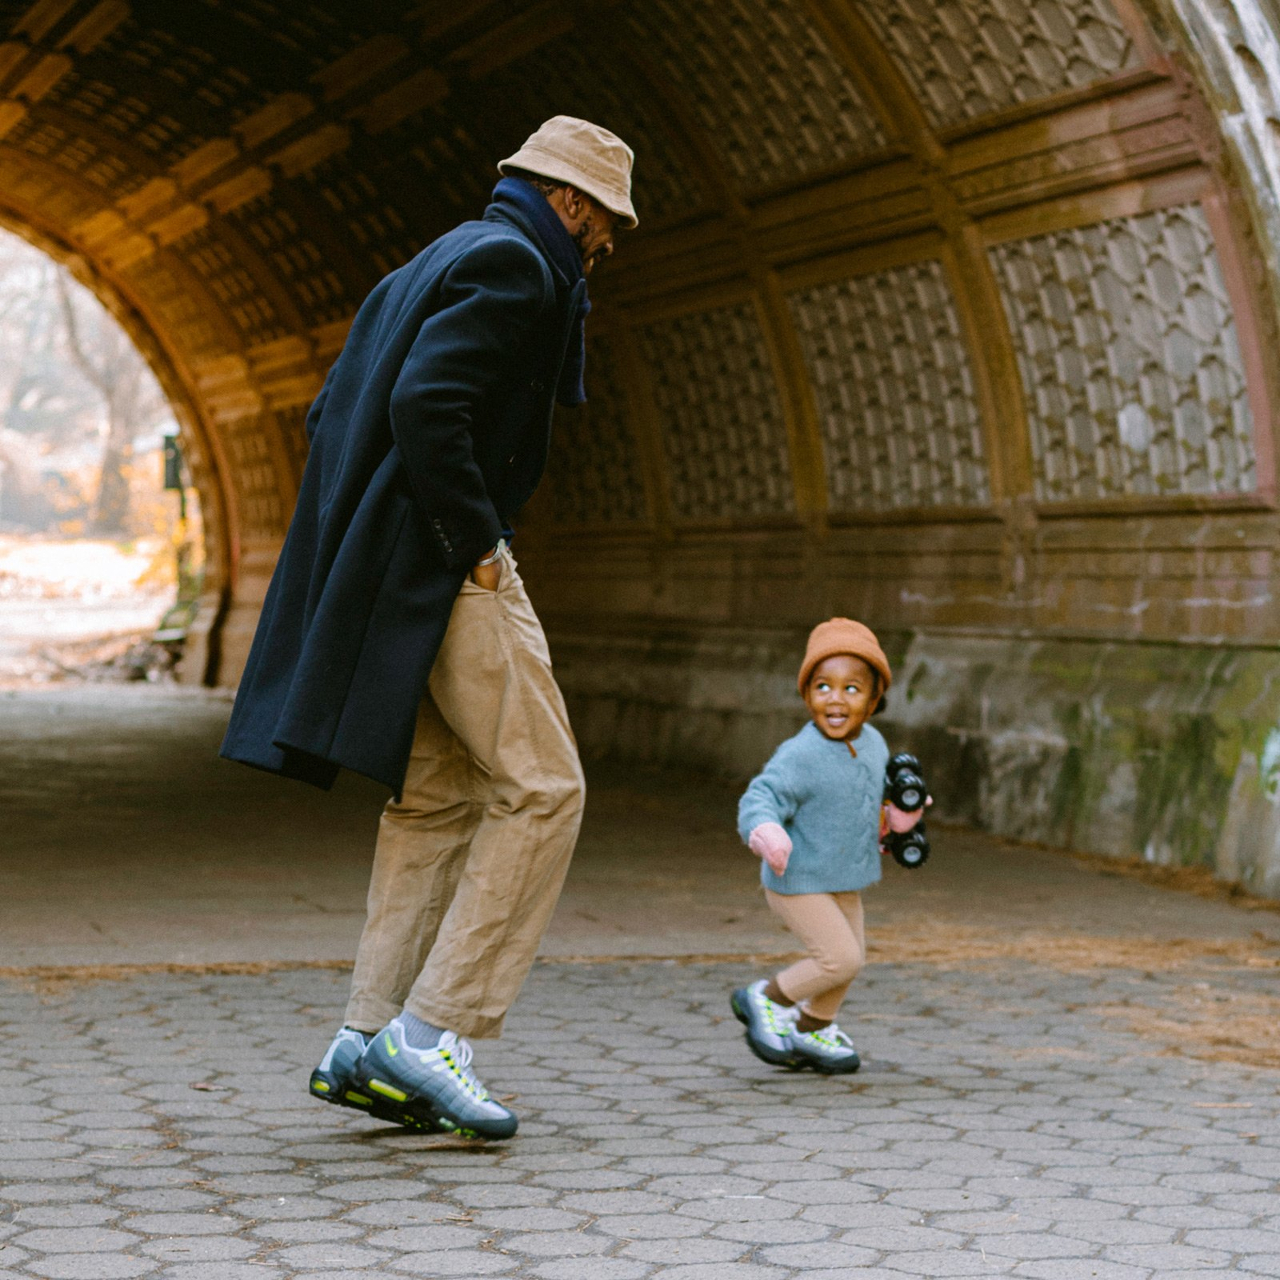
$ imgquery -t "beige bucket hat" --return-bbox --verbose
[499,115,638,229]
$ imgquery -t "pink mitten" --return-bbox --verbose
[885,798,931,833]
[749,822,792,875]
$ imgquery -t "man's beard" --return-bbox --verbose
[572,218,595,265]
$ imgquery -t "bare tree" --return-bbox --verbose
[54,272,167,535]
[0,231,170,533]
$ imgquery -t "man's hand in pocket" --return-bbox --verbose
[470,548,501,591]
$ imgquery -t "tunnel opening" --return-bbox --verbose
[0,223,208,685]
[0,0,1276,892]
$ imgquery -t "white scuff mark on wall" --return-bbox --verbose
[1181,595,1273,609]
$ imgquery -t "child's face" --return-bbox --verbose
[805,654,879,741]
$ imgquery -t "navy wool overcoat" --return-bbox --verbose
[220,205,586,794]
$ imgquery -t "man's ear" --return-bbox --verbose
[561,185,589,223]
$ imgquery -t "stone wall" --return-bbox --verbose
[544,622,1280,899]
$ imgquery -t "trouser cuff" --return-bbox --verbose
[404,994,507,1040]
[342,994,403,1033]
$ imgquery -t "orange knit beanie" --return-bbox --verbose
[797,618,892,695]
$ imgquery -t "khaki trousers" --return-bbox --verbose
[344,546,584,1039]
[766,889,866,1022]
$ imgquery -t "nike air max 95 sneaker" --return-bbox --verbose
[309,1027,436,1130]
[347,1016,518,1140]
[309,1027,369,1104]
[730,979,799,1066]
[789,1021,861,1074]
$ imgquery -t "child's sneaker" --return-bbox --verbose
[789,1021,861,1074]
[730,980,799,1066]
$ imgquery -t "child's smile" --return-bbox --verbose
[804,654,879,742]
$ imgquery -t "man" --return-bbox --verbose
[220,117,636,1139]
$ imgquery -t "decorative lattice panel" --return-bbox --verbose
[129,257,225,357]
[544,335,649,526]
[62,16,252,156]
[226,418,285,536]
[789,261,990,511]
[238,182,360,323]
[372,114,494,247]
[990,204,1258,501]
[182,224,284,345]
[855,0,1137,129]
[625,0,886,193]
[638,302,794,521]
[5,114,133,192]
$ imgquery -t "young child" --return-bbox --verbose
[731,617,922,1074]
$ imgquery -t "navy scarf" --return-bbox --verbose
[488,177,591,406]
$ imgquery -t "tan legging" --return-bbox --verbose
[766,889,865,1022]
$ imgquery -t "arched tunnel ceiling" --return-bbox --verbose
[0,0,1277,682]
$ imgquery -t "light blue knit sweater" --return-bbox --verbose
[738,720,889,895]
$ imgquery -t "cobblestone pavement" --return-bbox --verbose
[2,958,1278,1280]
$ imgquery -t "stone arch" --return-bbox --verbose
[2,0,1280,885]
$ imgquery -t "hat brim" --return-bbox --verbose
[498,151,638,230]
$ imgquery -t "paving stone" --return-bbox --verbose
[23,1258,158,1279]
[975,1233,1093,1259]
[138,1236,258,1262]
[1185,1228,1280,1250]
[1104,1243,1233,1269]
[341,1200,466,1226]
[501,1232,613,1257]
[121,1215,239,1237]
[1050,1219,1173,1246]
[621,1238,746,1264]
[267,1241,392,1268]
[388,1253,517,1275]
[875,1251,1017,1276]
[710,1219,832,1244]
[364,1224,487,1251]
[13,1228,141,1253]
[474,1208,591,1231]
[1240,1257,1280,1277]
[759,1241,881,1268]
[1012,1262,1150,1280]
[155,1266,286,1280]
[594,1214,710,1241]
[531,1260,653,1280]
[558,1190,677,1215]
[647,1265,787,1279]
[13,1207,120,1228]
[0,1183,88,1205]
[248,1220,364,1242]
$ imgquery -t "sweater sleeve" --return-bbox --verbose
[737,738,805,844]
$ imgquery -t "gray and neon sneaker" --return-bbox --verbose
[309,1027,369,1104]
[348,1017,518,1141]
[789,1021,861,1074]
[730,980,799,1066]
[309,1027,437,1130]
